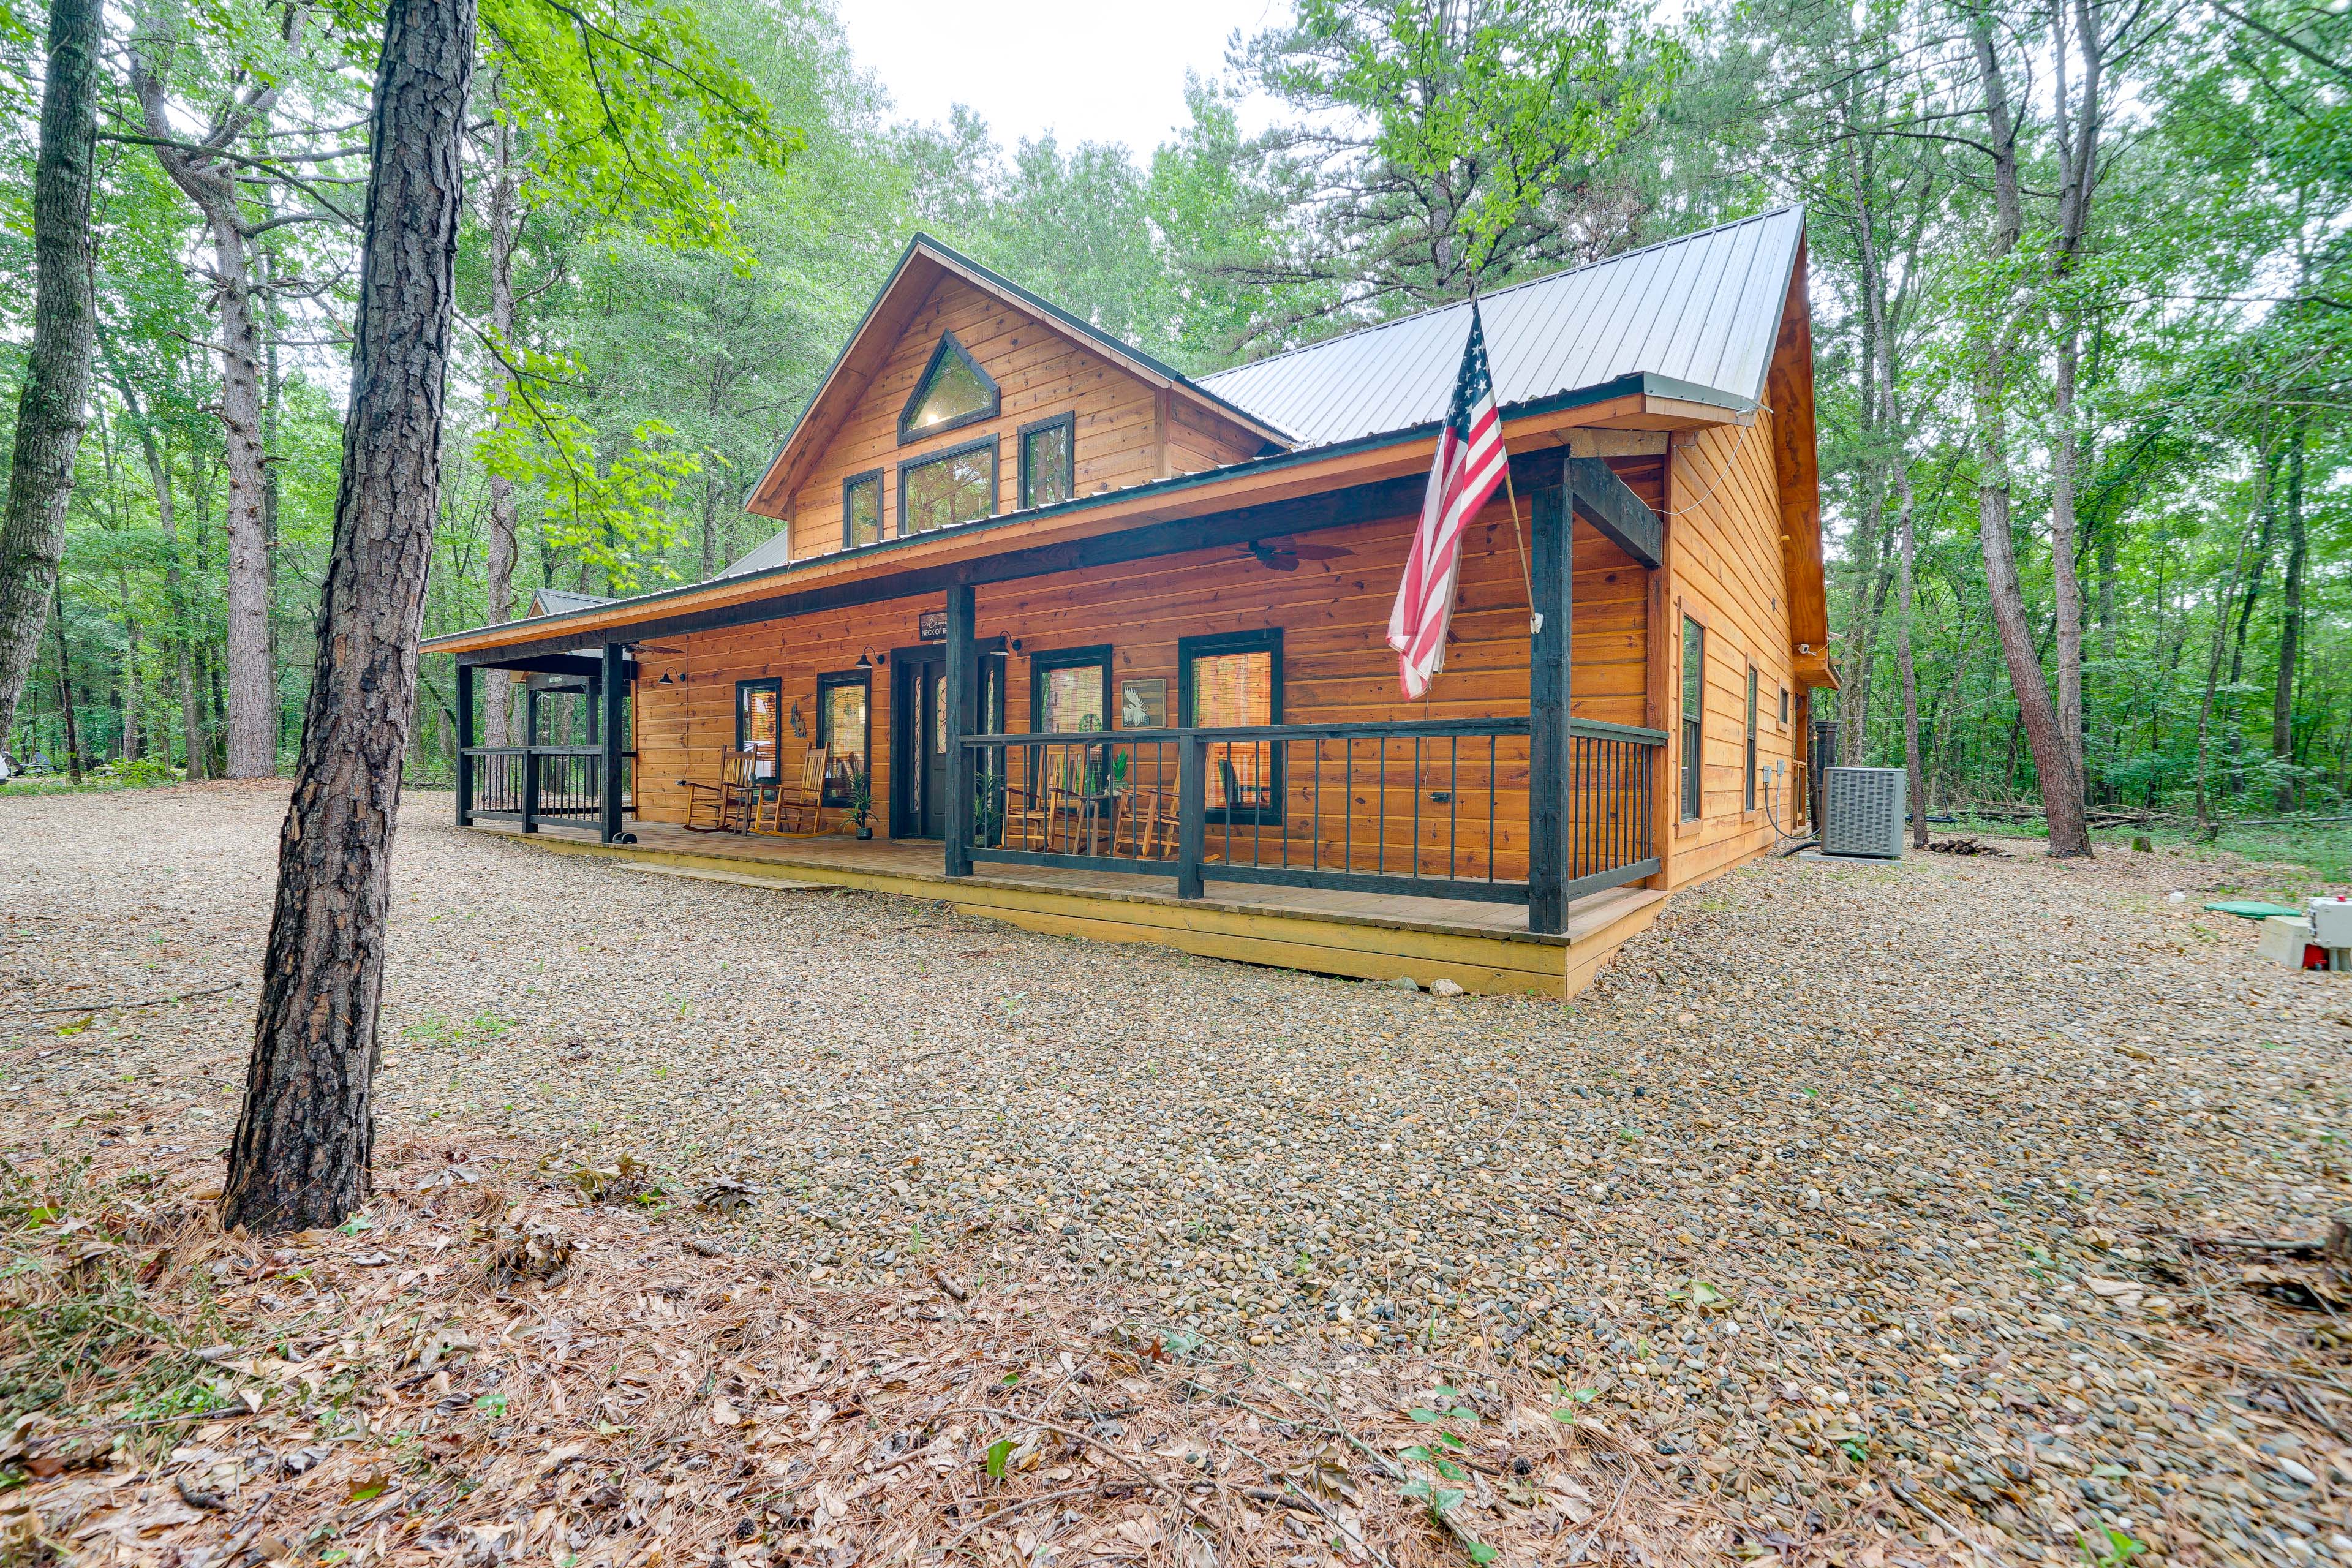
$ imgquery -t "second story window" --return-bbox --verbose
[900,436,998,535]
[843,469,882,549]
[899,331,999,442]
[1019,413,1075,508]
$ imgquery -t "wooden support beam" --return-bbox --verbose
[943,583,976,877]
[1566,456,1662,570]
[600,643,625,845]
[1528,481,1573,934]
[454,660,475,827]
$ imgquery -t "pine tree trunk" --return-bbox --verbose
[0,0,101,753]
[119,575,143,762]
[222,0,476,1235]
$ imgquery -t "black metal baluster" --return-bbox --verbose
[1448,734,1458,882]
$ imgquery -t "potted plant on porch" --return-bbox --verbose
[848,770,874,839]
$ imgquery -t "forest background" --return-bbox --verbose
[2,0,2343,851]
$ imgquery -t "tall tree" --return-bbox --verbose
[222,0,477,1233]
[1961,12,2095,856]
[0,0,103,761]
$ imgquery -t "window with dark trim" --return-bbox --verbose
[1017,413,1076,509]
[899,436,998,536]
[1030,644,1111,734]
[1180,628,1283,823]
[1679,616,1704,821]
[898,331,999,443]
[815,670,870,807]
[842,469,883,549]
[1779,685,1791,726]
[1744,664,1760,813]
[736,678,782,783]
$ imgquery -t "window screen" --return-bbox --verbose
[901,439,997,535]
[842,470,881,549]
[1679,617,1704,821]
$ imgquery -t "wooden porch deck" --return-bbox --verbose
[470,818,1666,999]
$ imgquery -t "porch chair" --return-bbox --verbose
[997,757,1055,851]
[752,747,831,837]
[680,749,758,834]
[1116,785,1177,859]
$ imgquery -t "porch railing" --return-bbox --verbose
[959,718,1662,907]
[459,745,621,831]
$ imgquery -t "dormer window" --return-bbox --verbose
[899,331,998,443]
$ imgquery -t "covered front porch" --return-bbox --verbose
[443,447,1678,994]
[469,815,1668,998]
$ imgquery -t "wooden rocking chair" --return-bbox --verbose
[680,748,758,833]
[752,747,831,837]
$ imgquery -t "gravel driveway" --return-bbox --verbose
[6,783,2348,1562]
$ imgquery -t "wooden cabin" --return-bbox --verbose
[423,208,1833,998]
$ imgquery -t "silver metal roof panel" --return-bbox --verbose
[1197,206,1803,448]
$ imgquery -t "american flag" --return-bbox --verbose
[1386,300,1509,699]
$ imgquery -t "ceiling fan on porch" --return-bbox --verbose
[1238,538,1353,572]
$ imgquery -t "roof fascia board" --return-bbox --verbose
[424,371,1714,658]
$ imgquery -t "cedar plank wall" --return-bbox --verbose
[632,474,1653,880]
[780,274,1263,559]
[1660,410,1804,889]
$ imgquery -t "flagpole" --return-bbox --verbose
[1472,277,1540,639]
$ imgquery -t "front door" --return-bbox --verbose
[893,646,1003,839]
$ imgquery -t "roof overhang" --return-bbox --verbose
[741,235,1292,522]
[1763,233,1831,685]
[425,372,1728,663]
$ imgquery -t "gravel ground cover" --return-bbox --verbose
[6,782,2351,1566]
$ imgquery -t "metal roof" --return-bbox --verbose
[529,588,616,616]
[1196,207,1804,448]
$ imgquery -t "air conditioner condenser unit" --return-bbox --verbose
[1820,767,1906,859]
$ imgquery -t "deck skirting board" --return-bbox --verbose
[474,824,1664,999]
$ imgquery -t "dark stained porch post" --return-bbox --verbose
[600,643,625,844]
[943,581,976,876]
[454,658,474,826]
[1528,474,1574,933]
[520,683,540,834]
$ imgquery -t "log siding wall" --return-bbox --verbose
[1660,411,1805,889]
[782,274,1263,562]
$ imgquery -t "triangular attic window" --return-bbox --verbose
[899,331,999,443]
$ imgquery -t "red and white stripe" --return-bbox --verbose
[1385,376,1507,699]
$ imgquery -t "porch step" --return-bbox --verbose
[614,863,839,892]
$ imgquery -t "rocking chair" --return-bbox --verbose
[752,747,831,837]
[680,748,758,833]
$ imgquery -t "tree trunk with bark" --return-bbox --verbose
[0,0,102,756]
[132,16,284,778]
[126,411,208,776]
[50,582,83,781]
[222,0,477,1235]
[481,97,521,748]
[2272,423,2307,809]
[1967,15,2092,858]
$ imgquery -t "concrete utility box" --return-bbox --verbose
[2258,916,2315,968]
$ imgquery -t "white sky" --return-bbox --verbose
[834,0,1291,155]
